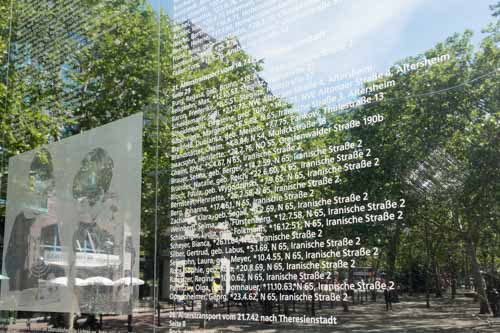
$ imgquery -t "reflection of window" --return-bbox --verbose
[40,224,61,252]
[73,223,114,255]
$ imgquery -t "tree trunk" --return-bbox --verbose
[311,287,316,316]
[386,226,401,282]
[432,256,443,298]
[465,231,490,314]
[342,298,349,312]
[451,277,457,300]
[200,300,207,328]
[450,254,457,299]
[425,266,431,308]
[408,259,414,296]
[424,221,431,308]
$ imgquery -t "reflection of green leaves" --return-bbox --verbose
[172,29,294,234]
[313,6,500,290]
[490,1,500,17]
[0,0,8,90]
[28,148,54,195]
[72,148,114,207]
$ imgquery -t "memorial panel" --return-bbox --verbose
[166,0,499,331]
[0,0,498,331]
[1,113,143,314]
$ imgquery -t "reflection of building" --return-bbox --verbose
[163,20,272,301]
[6,192,134,292]
[182,20,216,56]
[2,112,142,314]
[27,196,65,282]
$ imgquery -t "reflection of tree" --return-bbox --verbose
[27,149,54,211]
[168,5,500,319]
[0,0,498,324]
[312,7,499,314]
[1,3,167,305]
[29,149,54,197]
[72,147,114,207]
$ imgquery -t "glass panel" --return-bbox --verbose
[1,0,161,331]
[1,114,143,315]
[166,0,499,332]
[1,0,498,332]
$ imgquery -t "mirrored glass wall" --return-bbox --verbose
[1,1,498,332]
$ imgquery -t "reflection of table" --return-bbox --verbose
[17,286,62,307]
[81,277,114,314]
[79,285,114,314]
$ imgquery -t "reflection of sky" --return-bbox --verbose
[154,0,494,101]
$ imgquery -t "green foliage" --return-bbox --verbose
[325,8,499,301]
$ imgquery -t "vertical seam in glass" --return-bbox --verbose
[1,0,15,213]
[153,0,162,331]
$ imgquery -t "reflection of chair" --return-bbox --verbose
[73,223,115,255]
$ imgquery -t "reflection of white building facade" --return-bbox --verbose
[25,196,128,278]
[163,21,268,302]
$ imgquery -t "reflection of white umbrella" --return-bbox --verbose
[113,277,144,286]
[0,274,9,280]
[49,277,88,287]
[84,277,114,286]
